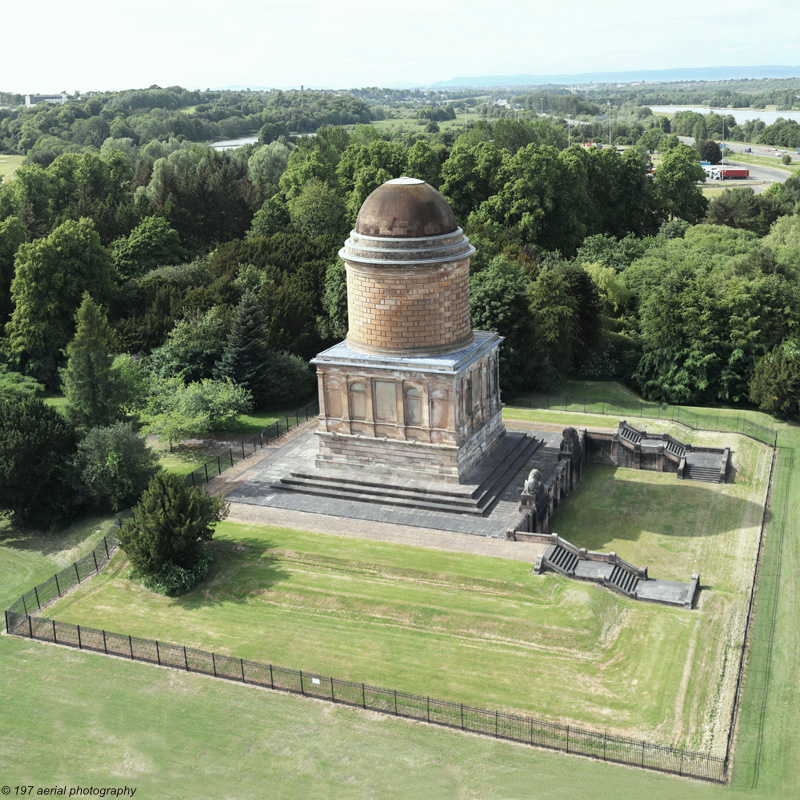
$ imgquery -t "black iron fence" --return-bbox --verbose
[4,611,725,783]
[185,398,319,488]
[506,393,777,447]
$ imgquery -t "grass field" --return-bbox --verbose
[1,385,797,799]
[32,425,769,757]
[0,153,24,182]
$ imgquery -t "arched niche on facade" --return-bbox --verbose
[404,386,423,426]
[349,381,367,420]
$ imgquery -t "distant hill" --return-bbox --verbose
[432,66,800,89]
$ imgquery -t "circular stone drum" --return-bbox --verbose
[339,177,476,357]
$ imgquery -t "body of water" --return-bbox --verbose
[211,135,259,150]
[648,105,800,126]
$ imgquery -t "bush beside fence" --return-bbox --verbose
[506,393,777,447]
[3,612,725,783]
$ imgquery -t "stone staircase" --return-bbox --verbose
[543,544,579,576]
[665,439,685,460]
[271,432,541,516]
[607,564,640,596]
[683,463,720,483]
[619,424,641,446]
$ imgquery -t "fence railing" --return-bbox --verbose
[185,398,319,488]
[4,612,725,783]
[506,393,777,447]
[8,389,781,784]
[3,398,320,623]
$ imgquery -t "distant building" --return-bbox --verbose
[25,94,67,107]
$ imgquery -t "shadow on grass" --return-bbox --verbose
[0,512,119,557]
[549,467,764,552]
[170,536,290,610]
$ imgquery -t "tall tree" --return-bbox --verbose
[528,269,578,388]
[0,398,77,528]
[112,216,185,280]
[7,218,115,364]
[653,144,708,224]
[0,215,27,328]
[214,292,271,404]
[61,293,123,430]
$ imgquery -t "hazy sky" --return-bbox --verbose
[5,0,800,93]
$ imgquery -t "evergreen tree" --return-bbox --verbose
[61,293,123,430]
[213,292,270,404]
[0,398,78,528]
[118,472,228,595]
[749,342,800,419]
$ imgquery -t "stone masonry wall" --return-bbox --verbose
[345,259,472,355]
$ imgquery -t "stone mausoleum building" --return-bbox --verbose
[312,177,504,482]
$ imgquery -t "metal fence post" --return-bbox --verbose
[75,563,81,584]
[92,551,98,572]
[641,740,645,766]
[269,664,274,688]
[362,684,366,708]
[77,625,82,649]
[330,677,335,702]
[395,690,398,715]
[241,658,245,682]
[28,616,33,637]
[34,586,40,609]
[204,463,209,483]
[426,696,430,722]
[155,641,160,665]
[52,619,56,641]
[102,630,107,654]
[300,671,305,695]
[104,537,110,558]
[55,573,61,596]
[566,726,570,752]
[21,595,27,615]
[460,703,464,729]
[217,456,221,475]
[241,442,246,459]
[183,646,189,670]
[129,635,133,658]
[495,710,498,737]
[212,652,217,677]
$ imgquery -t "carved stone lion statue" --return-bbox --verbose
[562,427,578,444]
[523,468,542,495]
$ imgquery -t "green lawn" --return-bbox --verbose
[0,153,24,182]
[1,384,797,798]
[39,427,768,755]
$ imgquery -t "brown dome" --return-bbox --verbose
[355,177,457,238]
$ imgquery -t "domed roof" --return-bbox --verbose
[355,177,457,238]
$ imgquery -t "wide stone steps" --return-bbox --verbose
[608,564,640,596]
[544,545,579,576]
[271,432,541,516]
[683,465,720,483]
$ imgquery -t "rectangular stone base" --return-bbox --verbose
[316,410,504,484]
